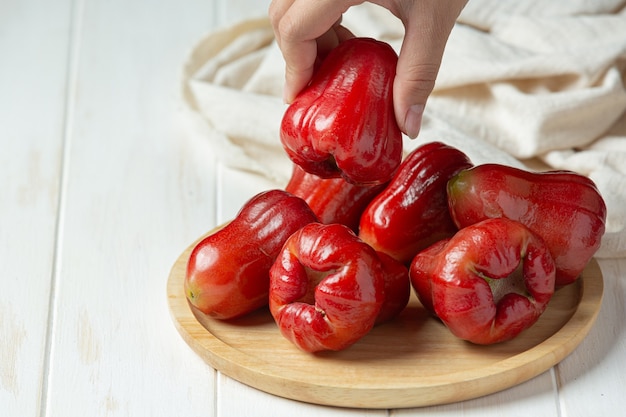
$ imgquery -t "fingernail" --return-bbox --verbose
[404,104,424,139]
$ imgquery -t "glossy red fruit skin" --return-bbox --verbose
[359,142,473,264]
[375,251,411,325]
[269,223,386,352]
[410,218,556,345]
[280,37,402,186]
[285,164,387,233]
[447,164,607,286]
[185,189,318,320]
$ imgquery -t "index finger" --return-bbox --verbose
[272,0,354,102]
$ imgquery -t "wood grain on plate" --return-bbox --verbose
[167,229,603,409]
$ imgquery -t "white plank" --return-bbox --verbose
[217,374,385,417]
[42,0,218,416]
[0,0,72,416]
[393,371,557,416]
[556,258,626,417]
[3,0,623,416]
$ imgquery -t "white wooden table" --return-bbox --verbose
[2,1,625,416]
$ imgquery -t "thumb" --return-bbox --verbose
[393,0,466,138]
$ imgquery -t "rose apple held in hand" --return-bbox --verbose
[447,164,607,286]
[269,223,387,352]
[185,189,318,320]
[280,37,402,185]
[359,142,473,264]
[410,218,556,345]
[285,164,387,233]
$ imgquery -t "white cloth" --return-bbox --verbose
[181,1,626,259]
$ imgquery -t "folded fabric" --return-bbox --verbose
[180,1,626,258]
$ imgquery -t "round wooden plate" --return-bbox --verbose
[167,229,603,409]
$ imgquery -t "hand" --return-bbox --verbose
[269,0,468,138]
